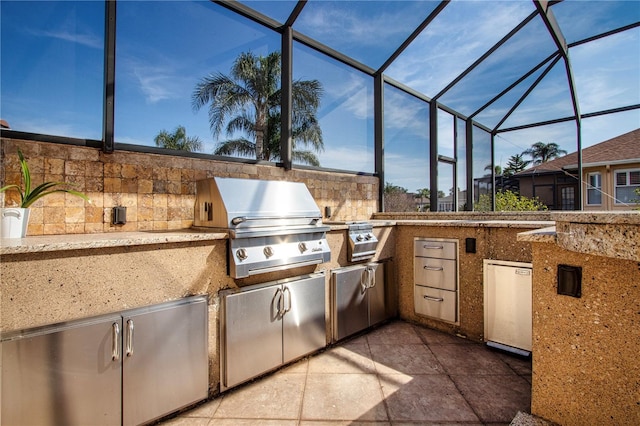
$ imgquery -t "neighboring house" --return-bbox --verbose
[514,128,640,210]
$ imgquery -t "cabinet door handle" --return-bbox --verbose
[275,288,285,318]
[112,322,120,361]
[423,265,444,271]
[367,266,377,289]
[423,295,444,302]
[126,319,134,357]
[283,286,292,314]
[423,245,443,250]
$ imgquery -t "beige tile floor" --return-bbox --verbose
[159,320,532,425]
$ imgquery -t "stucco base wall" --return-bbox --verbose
[530,242,640,425]
[1,241,232,393]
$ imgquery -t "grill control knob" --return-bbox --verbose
[236,248,248,261]
[356,234,364,242]
[263,246,274,258]
[365,233,373,240]
[298,242,308,253]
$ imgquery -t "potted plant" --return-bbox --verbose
[1,149,90,238]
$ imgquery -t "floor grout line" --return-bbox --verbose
[159,320,531,425]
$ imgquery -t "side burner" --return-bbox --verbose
[347,222,378,262]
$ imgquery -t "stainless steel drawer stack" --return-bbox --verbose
[414,238,458,323]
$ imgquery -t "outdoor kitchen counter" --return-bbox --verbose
[517,211,640,262]
[517,212,640,425]
[0,229,228,255]
[394,219,553,229]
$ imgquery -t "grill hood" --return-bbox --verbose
[194,177,331,278]
[194,177,329,237]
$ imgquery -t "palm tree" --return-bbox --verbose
[484,164,502,176]
[192,51,323,165]
[154,125,202,152]
[523,142,567,165]
[503,153,531,177]
[414,187,430,212]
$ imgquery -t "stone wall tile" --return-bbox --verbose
[43,223,65,234]
[44,158,65,175]
[104,177,122,193]
[65,223,85,234]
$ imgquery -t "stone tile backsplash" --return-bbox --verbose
[1,138,378,236]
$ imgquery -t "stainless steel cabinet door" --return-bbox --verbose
[332,265,368,341]
[367,263,387,326]
[1,315,122,426]
[122,297,208,426]
[221,285,283,390]
[282,275,326,363]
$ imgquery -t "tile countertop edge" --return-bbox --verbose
[0,230,229,255]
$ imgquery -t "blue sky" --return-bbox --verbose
[1,0,638,194]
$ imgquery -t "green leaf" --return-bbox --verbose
[2,149,91,208]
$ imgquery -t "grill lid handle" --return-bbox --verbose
[231,215,321,225]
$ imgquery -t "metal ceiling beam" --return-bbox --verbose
[493,55,562,132]
[485,103,640,134]
[285,1,307,27]
[382,75,432,104]
[213,1,375,75]
[293,30,376,75]
[581,104,640,119]
[432,10,539,101]
[376,0,449,75]
[535,1,567,54]
[213,0,283,30]
[469,52,557,120]
[569,21,640,48]
[382,75,493,134]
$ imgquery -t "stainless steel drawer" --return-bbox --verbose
[414,257,457,291]
[414,286,457,323]
[414,239,457,260]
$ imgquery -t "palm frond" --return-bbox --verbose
[213,138,256,158]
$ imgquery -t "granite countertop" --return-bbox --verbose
[551,211,640,224]
[516,226,557,243]
[394,219,554,229]
[517,212,640,262]
[325,220,396,230]
[0,230,228,255]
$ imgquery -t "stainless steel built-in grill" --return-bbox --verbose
[347,221,378,262]
[194,177,331,278]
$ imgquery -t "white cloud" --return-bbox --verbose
[296,2,425,48]
[133,65,180,104]
[571,30,640,114]
[28,28,103,50]
[386,1,533,97]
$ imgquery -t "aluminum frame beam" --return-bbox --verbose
[376,0,449,75]
[493,55,562,132]
[432,10,539,101]
[103,0,116,153]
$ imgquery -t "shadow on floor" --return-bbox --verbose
[159,320,532,425]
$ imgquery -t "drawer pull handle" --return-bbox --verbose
[423,295,445,302]
[423,245,444,250]
[423,265,444,271]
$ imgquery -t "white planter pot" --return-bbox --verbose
[1,208,30,238]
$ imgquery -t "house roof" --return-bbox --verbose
[515,128,640,176]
